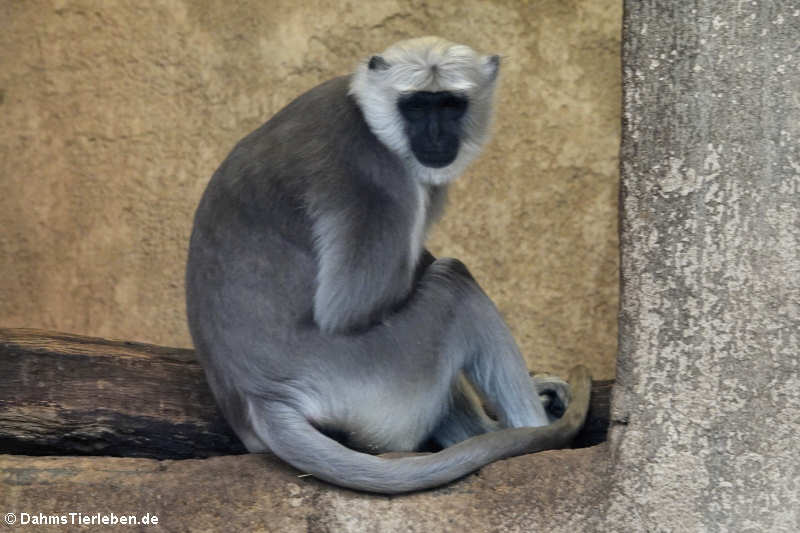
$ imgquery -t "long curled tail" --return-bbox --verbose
[254,365,592,494]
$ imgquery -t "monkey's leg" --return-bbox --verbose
[411,258,554,430]
[454,277,552,429]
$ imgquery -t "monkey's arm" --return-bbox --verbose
[310,198,418,334]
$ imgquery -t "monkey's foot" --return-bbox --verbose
[531,373,570,420]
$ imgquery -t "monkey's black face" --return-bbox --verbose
[398,91,468,168]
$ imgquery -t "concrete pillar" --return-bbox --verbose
[610,2,799,530]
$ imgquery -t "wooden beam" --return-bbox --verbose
[0,328,611,458]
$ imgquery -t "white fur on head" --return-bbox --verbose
[349,36,500,186]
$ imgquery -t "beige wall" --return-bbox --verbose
[0,0,620,379]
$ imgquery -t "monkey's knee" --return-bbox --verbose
[425,257,475,283]
[413,258,482,309]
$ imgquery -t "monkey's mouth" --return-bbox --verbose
[415,150,458,168]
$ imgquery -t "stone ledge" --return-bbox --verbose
[1,444,609,532]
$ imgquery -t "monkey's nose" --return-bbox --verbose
[427,121,440,144]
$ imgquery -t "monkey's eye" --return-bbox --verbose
[399,92,468,122]
[398,98,429,121]
[440,96,468,119]
[405,102,428,113]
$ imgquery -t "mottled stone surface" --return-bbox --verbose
[0,0,621,379]
[0,446,610,532]
[608,2,800,531]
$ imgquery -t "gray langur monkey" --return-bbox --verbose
[186,36,591,494]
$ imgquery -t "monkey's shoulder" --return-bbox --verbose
[195,75,411,241]
[235,76,363,161]
[218,75,408,204]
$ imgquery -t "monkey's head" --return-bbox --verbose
[350,36,500,185]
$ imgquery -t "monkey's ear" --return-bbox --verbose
[368,55,390,71]
[483,55,500,82]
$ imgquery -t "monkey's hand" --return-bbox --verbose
[530,372,571,421]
